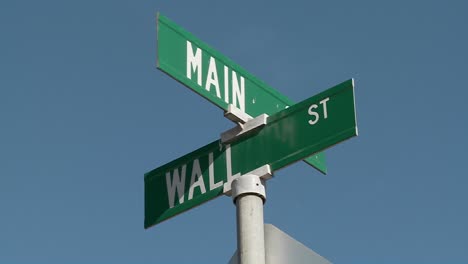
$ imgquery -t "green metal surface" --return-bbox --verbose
[156,13,326,174]
[145,79,357,229]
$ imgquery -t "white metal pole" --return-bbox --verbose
[232,174,266,264]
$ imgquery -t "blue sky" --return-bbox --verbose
[1,0,467,263]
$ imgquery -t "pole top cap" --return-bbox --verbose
[231,174,266,204]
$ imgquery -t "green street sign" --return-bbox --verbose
[156,13,327,174]
[145,79,358,229]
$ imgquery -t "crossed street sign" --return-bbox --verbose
[145,13,358,229]
[156,13,326,174]
[145,79,357,228]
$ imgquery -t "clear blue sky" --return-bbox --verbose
[1,0,467,263]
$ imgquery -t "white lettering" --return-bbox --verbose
[186,43,246,112]
[188,159,206,200]
[320,97,330,119]
[165,165,187,208]
[308,97,330,126]
[224,66,229,104]
[232,71,245,112]
[308,104,319,125]
[224,144,240,190]
[186,41,202,86]
[209,152,223,190]
[205,57,221,98]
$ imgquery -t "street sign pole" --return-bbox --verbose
[232,174,267,264]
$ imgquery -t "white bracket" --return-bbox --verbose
[248,164,273,180]
[221,114,268,144]
[223,164,272,196]
[224,104,253,124]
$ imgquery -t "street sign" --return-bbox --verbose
[145,79,357,228]
[156,13,326,174]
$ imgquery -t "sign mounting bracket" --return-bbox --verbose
[224,104,253,124]
[221,113,268,144]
